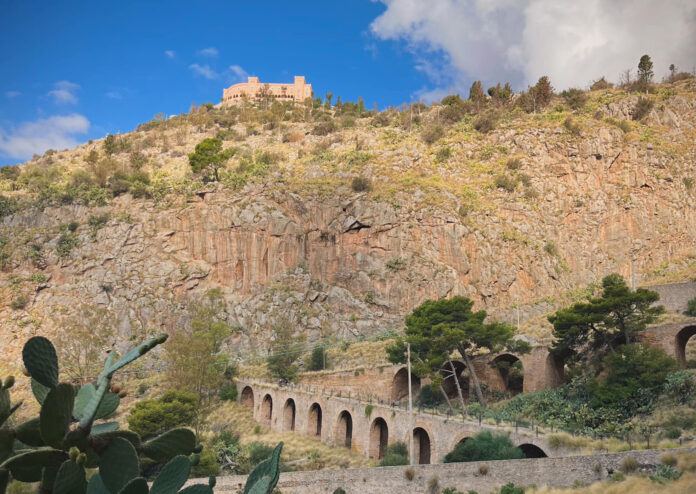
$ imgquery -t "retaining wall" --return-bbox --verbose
[188,448,693,493]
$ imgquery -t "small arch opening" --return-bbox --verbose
[491,354,524,396]
[675,325,696,368]
[336,410,353,449]
[369,417,389,460]
[261,394,273,425]
[412,427,431,464]
[240,386,254,409]
[283,398,296,431]
[440,360,469,400]
[308,403,322,437]
[519,443,547,458]
[391,367,421,402]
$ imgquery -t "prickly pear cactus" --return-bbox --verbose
[242,442,283,494]
[0,334,215,494]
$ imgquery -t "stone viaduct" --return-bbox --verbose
[235,315,696,464]
[235,377,559,465]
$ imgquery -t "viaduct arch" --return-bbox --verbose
[237,380,558,463]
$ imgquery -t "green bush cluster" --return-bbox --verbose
[443,431,523,463]
[127,390,199,439]
[379,442,409,466]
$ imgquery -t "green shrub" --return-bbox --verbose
[561,88,588,110]
[632,97,655,121]
[88,213,109,239]
[499,484,524,494]
[416,384,444,407]
[421,124,445,145]
[56,233,78,257]
[108,171,132,196]
[563,117,581,136]
[685,297,696,316]
[192,447,221,477]
[664,426,681,439]
[312,120,337,136]
[611,472,626,482]
[248,442,274,467]
[588,344,678,409]
[494,174,518,192]
[443,431,524,463]
[351,176,371,192]
[590,77,613,90]
[436,147,452,162]
[380,442,409,466]
[663,370,696,403]
[651,464,681,483]
[11,294,28,310]
[219,382,238,401]
[364,404,374,417]
[127,389,199,438]
[473,113,496,133]
[333,489,347,494]
[0,194,20,218]
[506,158,522,170]
[543,241,558,256]
[308,345,326,371]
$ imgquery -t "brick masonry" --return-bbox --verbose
[188,448,694,493]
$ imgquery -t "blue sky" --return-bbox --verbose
[2,1,694,166]
[0,1,433,165]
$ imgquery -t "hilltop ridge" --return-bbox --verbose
[1,79,696,367]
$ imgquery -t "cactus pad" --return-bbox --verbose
[178,485,214,494]
[142,428,196,463]
[53,459,87,494]
[22,336,59,388]
[40,383,75,449]
[86,473,111,494]
[150,455,191,494]
[0,387,10,426]
[31,378,50,405]
[106,334,168,376]
[0,429,13,463]
[0,447,67,482]
[91,422,119,434]
[14,417,45,447]
[117,477,149,494]
[243,442,283,494]
[95,391,120,419]
[99,437,139,494]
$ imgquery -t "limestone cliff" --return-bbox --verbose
[1,81,695,367]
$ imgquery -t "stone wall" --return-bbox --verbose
[189,448,693,493]
[647,282,696,313]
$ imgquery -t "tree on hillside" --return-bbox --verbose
[267,315,305,382]
[103,134,118,156]
[637,54,654,93]
[468,80,486,112]
[55,304,115,382]
[488,82,513,107]
[165,288,232,406]
[387,297,529,410]
[548,274,664,368]
[188,137,233,181]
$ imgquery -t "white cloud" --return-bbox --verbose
[106,91,122,99]
[371,0,696,95]
[197,47,219,58]
[5,91,20,98]
[0,114,90,160]
[228,64,249,81]
[189,63,218,80]
[165,50,176,59]
[47,80,80,104]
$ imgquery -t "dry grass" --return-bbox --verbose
[205,401,370,470]
[527,472,696,493]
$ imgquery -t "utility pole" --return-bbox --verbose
[407,343,415,466]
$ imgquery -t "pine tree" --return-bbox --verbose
[637,54,654,93]
[468,80,486,112]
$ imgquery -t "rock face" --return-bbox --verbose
[2,87,696,362]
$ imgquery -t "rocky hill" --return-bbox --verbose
[1,80,696,370]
